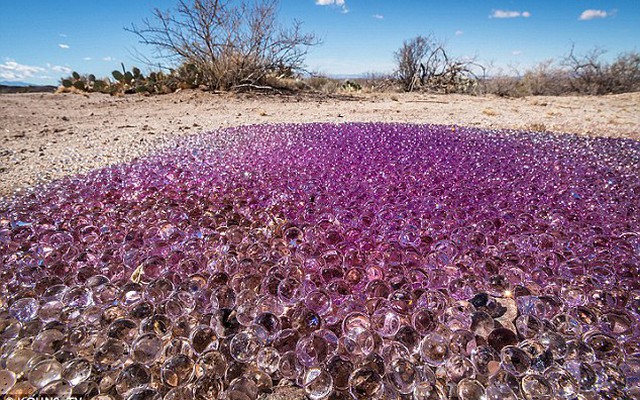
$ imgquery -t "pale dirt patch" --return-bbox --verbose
[1,90,639,198]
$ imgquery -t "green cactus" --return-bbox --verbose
[73,80,86,91]
[93,79,107,92]
[342,80,362,91]
[108,85,120,95]
[58,64,180,95]
[176,63,200,87]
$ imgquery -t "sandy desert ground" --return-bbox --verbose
[1,90,639,199]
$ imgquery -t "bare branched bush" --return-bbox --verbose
[563,46,640,95]
[480,48,640,97]
[126,0,320,91]
[353,73,400,93]
[520,59,571,96]
[481,62,570,98]
[425,57,485,94]
[480,75,522,97]
[563,46,609,95]
[394,35,484,93]
[394,36,433,92]
[304,75,341,94]
[608,51,640,93]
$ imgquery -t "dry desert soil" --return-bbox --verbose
[1,90,639,199]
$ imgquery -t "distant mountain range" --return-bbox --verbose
[0,81,57,93]
[0,80,37,87]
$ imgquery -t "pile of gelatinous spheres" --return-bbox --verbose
[0,123,639,400]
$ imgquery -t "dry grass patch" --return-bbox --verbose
[527,122,548,132]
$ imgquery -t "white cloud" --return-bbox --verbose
[0,60,46,81]
[83,57,92,61]
[491,10,531,19]
[0,71,15,80]
[455,30,464,36]
[50,65,73,74]
[315,0,348,13]
[579,9,609,20]
[46,63,73,75]
[103,56,114,62]
[58,43,70,49]
[372,14,383,20]
[59,33,67,38]
[512,50,523,55]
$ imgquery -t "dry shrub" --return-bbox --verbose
[394,36,434,92]
[520,60,571,96]
[352,73,400,93]
[565,49,640,94]
[127,0,319,91]
[304,76,341,94]
[55,86,90,95]
[442,46,640,97]
[607,52,640,93]
[394,35,483,93]
[480,75,524,97]
[527,123,548,132]
[260,75,307,92]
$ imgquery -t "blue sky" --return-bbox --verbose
[1,1,638,84]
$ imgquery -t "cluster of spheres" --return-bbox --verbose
[0,123,639,400]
